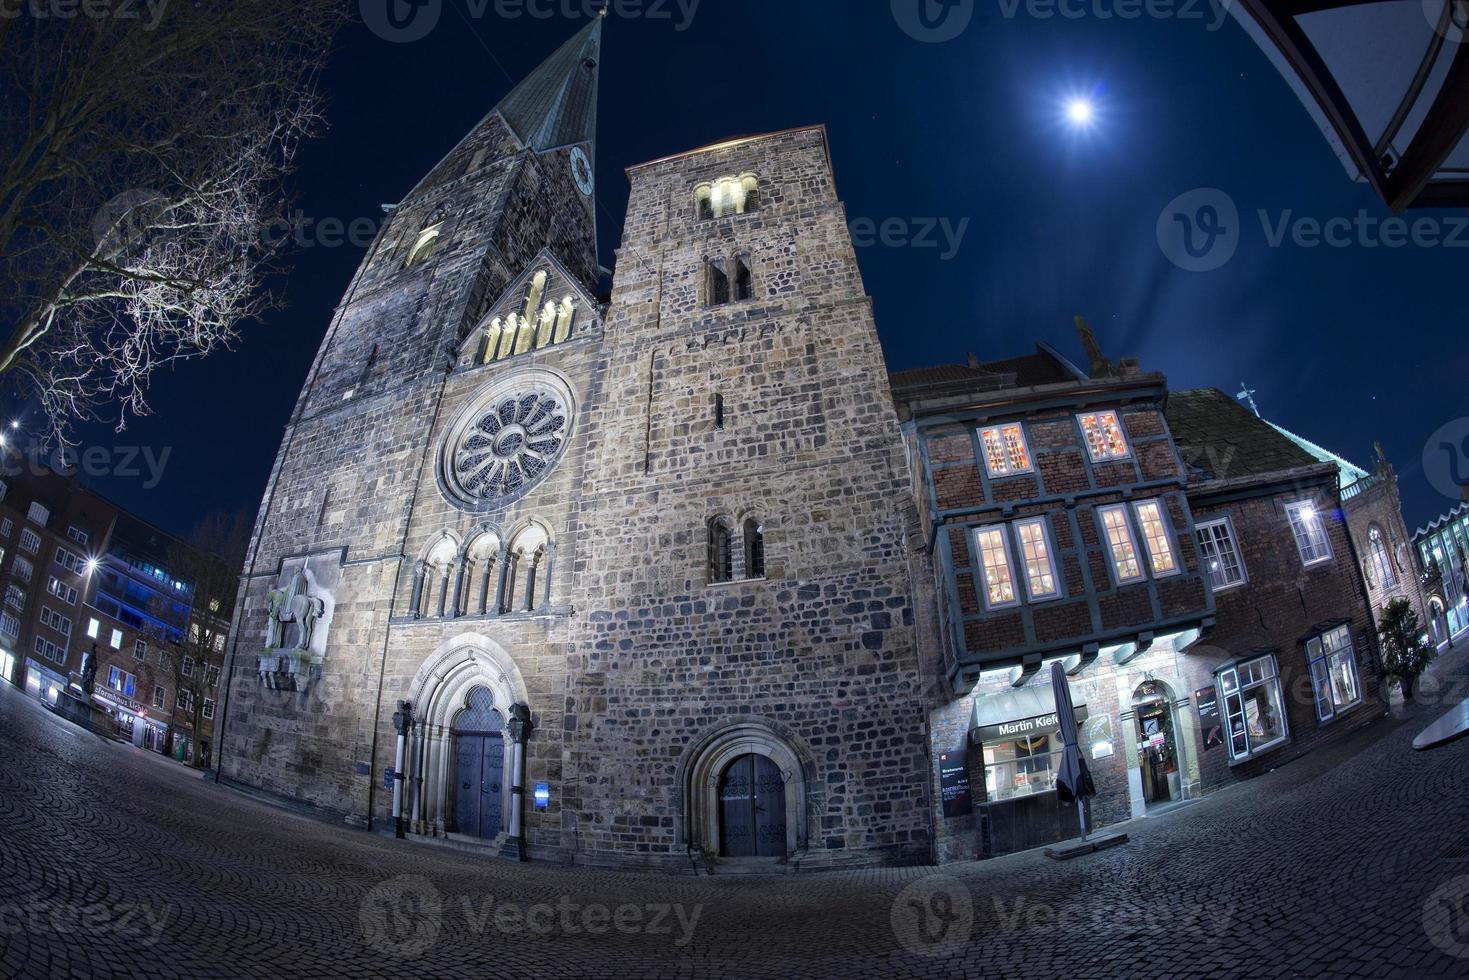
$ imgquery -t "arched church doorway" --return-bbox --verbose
[718,753,787,857]
[450,687,505,840]
[1132,680,1181,808]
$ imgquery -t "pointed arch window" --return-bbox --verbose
[405,223,442,268]
[1367,526,1397,590]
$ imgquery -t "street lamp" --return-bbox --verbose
[391,700,413,840]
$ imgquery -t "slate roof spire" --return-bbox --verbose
[495,17,602,156]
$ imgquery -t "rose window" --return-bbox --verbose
[451,390,569,502]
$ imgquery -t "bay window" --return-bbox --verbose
[974,526,1018,609]
[1013,517,1059,600]
[1132,500,1178,577]
[1218,654,1288,761]
[1098,505,1144,583]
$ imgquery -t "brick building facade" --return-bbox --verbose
[0,468,225,763]
[894,331,1385,862]
[216,22,934,871]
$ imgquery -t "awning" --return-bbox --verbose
[969,687,1089,743]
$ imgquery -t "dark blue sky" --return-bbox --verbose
[71,0,1465,535]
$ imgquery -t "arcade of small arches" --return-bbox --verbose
[410,522,554,621]
[477,270,580,365]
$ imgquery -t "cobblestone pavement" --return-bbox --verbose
[6,651,1469,980]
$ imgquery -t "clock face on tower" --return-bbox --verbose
[570,146,594,197]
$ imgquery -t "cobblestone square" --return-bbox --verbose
[5,646,1469,978]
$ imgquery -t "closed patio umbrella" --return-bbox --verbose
[1051,660,1095,839]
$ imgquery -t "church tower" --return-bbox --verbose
[218,21,607,835]
[220,23,935,869]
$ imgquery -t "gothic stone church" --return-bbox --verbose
[218,20,936,870]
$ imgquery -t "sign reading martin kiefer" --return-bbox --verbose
[261,554,339,681]
[971,706,1090,744]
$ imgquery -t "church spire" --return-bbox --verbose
[495,17,602,156]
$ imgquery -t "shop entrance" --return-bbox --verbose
[1133,681,1180,808]
[717,754,787,858]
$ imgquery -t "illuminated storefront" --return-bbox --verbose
[0,647,15,686]
[23,659,68,706]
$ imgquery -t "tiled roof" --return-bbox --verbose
[889,348,1077,393]
[1165,388,1321,482]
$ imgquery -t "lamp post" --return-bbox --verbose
[391,699,413,840]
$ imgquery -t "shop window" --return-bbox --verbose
[978,424,1032,477]
[1132,500,1178,577]
[974,525,1018,609]
[1196,518,1246,590]
[982,731,1058,802]
[1306,625,1362,723]
[1077,411,1130,461]
[1013,518,1059,600]
[1097,505,1144,583]
[1218,654,1288,762]
[1285,500,1332,566]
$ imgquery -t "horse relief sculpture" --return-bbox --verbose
[266,569,326,661]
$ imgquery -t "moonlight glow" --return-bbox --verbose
[1065,98,1094,126]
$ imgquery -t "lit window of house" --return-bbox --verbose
[1285,501,1333,566]
[978,424,1033,477]
[974,526,1018,608]
[1097,505,1144,583]
[109,628,122,650]
[1132,501,1178,577]
[1077,411,1130,461]
[106,666,136,698]
[1306,625,1362,723]
[1013,518,1059,600]
[1218,654,1288,761]
[1195,518,1246,590]
[86,617,100,639]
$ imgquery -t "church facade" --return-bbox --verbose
[215,21,938,871]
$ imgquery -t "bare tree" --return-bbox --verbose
[0,1,346,442]
[159,511,248,767]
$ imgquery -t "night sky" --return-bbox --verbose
[67,0,1466,537]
